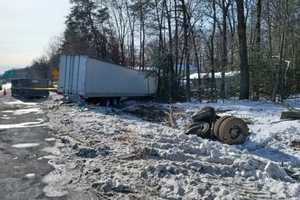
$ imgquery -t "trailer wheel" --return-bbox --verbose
[192,107,216,122]
[185,122,211,138]
[195,122,211,138]
[218,117,249,145]
[185,123,202,135]
[213,116,232,139]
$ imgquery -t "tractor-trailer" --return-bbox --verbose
[58,55,158,99]
[11,79,49,99]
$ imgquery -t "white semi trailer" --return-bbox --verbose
[58,55,158,99]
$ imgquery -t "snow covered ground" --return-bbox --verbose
[43,94,300,200]
[1,83,12,90]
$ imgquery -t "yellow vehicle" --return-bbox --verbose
[51,67,59,82]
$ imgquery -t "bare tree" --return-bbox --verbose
[209,0,217,101]
[110,0,129,65]
[180,0,191,101]
[252,0,262,100]
[236,0,250,99]
[219,0,231,99]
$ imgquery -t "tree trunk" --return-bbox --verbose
[228,4,236,65]
[125,1,135,67]
[221,0,230,100]
[165,0,174,102]
[252,0,262,100]
[181,0,191,102]
[210,0,217,101]
[267,0,275,100]
[154,0,164,98]
[236,0,250,99]
[174,0,179,91]
[139,0,145,70]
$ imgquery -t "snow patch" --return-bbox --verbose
[12,143,40,148]
[0,119,45,130]
[25,173,36,179]
[2,108,42,115]
[3,100,37,106]
[45,138,56,142]
[1,83,12,90]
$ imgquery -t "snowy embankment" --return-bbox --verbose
[44,94,300,200]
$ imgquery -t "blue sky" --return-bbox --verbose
[0,0,71,74]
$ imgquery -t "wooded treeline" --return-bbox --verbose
[45,0,300,102]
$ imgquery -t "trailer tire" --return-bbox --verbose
[218,117,249,145]
[195,122,211,138]
[185,122,211,138]
[213,116,232,139]
[192,107,216,123]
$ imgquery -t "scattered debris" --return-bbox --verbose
[92,179,135,194]
[97,146,112,157]
[264,161,292,181]
[290,140,300,149]
[285,168,300,181]
[281,110,300,120]
[76,148,98,158]
[123,104,169,123]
